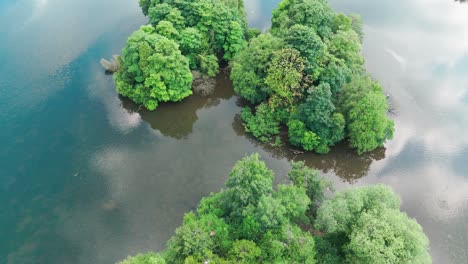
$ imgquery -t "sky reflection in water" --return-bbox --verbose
[0,0,467,263]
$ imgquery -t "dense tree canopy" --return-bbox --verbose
[117,154,430,264]
[231,0,394,155]
[114,25,192,110]
[116,0,248,110]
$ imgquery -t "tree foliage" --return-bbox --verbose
[316,185,431,264]
[117,155,430,264]
[114,25,192,111]
[231,0,394,155]
[117,0,248,110]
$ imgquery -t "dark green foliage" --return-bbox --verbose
[114,25,192,110]
[231,0,394,155]
[117,155,431,264]
[293,83,345,153]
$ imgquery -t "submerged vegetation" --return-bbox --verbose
[117,154,431,264]
[113,0,394,155]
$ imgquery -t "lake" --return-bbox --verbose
[1,0,467,263]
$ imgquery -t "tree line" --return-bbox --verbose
[117,154,431,264]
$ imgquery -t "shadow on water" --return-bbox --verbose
[120,73,235,139]
[231,106,386,183]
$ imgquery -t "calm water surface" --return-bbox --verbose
[1,0,467,263]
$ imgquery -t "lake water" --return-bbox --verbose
[1,0,467,263]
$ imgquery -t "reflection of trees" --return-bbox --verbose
[120,73,235,139]
[232,114,386,182]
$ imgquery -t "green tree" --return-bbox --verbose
[295,83,345,153]
[179,27,203,68]
[225,154,274,221]
[231,33,285,104]
[223,21,246,60]
[199,53,219,77]
[265,48,307,106]
[327,29,364,67]
[117,253,165,264]
[148,3,185,30]
[315,185,401,235]
[165,212,231,263]
[241,103,281,144]
[282,24,325,78]
[274,184,311,221]
[348,91,394,154]
[228,240,262,263]
[154,20,179,40]
[114,25,192,110]
[288,161,332,212]
[271,0,334,38]
[346,209,431,264]
[138,0,152,16]
[338,76,394,154]
[287,119,320,151]
[315,185,430,263]
[116,156,430,264]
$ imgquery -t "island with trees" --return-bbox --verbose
[113,0,394,155]
[117,154,431,264]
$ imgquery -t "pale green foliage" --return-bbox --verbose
[265,48,306,106]
[349,14,364,43]
[231,33,285,104]
[316,185,401,234]
[316,185,430,263]
[117,252,165,264]
[346,209,431,264]
[259,225,316,263]
[114,25,192,110]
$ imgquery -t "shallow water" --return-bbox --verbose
[1,0,467,263]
